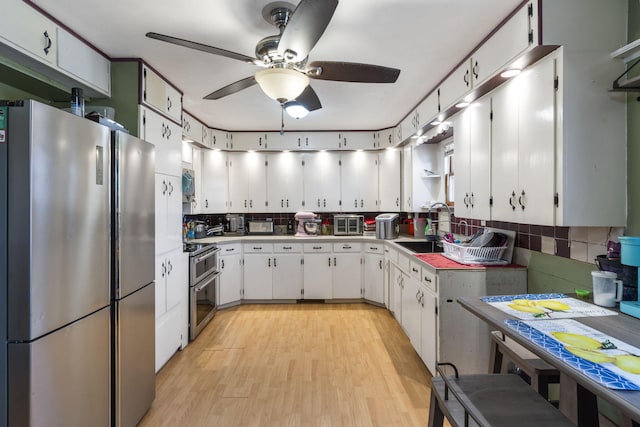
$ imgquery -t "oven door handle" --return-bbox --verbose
[193,271,220,293]
[193,247,221,264]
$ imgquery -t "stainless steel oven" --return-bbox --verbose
[186,244,220,340]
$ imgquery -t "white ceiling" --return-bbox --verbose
[31,0,522,132]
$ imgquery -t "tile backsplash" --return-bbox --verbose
[450,214,625,262]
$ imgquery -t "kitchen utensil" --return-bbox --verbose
[591,271,623,307]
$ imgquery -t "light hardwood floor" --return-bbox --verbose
[140,303,434,427]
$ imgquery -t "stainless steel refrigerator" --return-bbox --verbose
[110,130,155,427]
[0,100,111,426]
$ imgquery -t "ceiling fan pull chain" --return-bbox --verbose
[280,104,285,135]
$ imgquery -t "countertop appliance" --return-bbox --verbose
[111,130,156,427]
[294,211,320,236]
[333,214,364,236]
[0,100,111,426]
[375,213,400,240]
[247,220,274,235]
[187,243,220,339]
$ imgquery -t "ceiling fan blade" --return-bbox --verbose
[295,85,322,111]
[146,32,258,65]
[277,0,338,63]
[308,61,401,83]
[203,76,257,100]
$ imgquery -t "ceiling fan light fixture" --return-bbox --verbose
[255,68,310,102]
[284,101,309,119]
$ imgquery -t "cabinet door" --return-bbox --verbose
[243,254,273,299]
[142,65,167,114]
[154,175,168,256]
[390,265,403,321]
[57,27,110,95]
[332,253,362,299]
[140,107,182,177]
[491,77,521,222]
[302,152,341,212]
[402,145,412,211]
[165,83,182,123]
[202,150,228,213]
[165,250,187,312]
[233,132,269,151]
[517,58,556,225]
[341,151,379,212]
[227,152,250,212]
[453,110,471,218]
[154,255,167,318]
[191,148,203,214]
[338,132,374,150]
[267,152,304,212]
[219,253,242,305]
[363,253,384,304]
[273,254,303,299]
[439,59,472,111]
[472,3,533,86]
[0,0,57,65]
[420,288,437,375]
[401,276,422,352]
[303,253,332,299]
[378,149,401,211]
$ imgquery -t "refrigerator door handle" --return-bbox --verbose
[193,271,220,293]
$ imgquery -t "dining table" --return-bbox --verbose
[458,294,640,427]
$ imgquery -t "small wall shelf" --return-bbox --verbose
[611,38,640,63]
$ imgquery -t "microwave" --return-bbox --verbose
[333,215,364,235]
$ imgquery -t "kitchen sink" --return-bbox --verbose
[394,240,444,253]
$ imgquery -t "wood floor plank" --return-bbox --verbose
[140,303,434,426]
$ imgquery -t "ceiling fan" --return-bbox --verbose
[146,0,401,117]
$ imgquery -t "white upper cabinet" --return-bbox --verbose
[228,152,267,212]
[340,151,379,212]
[209,128,230,150]
[201,149,229,214]
[453,97,492,220]
[56,28,110,95]
[266,152,304,212]
[139,105,182,178]
[181,111,204,147]
[438,59,472,113]
[337,132,376,150]
[0,0,57,65]
[302,151,341,212]
[142,64,182,123]
[378,149,401,211]
[0,0,110,97]
[233,132,270,151]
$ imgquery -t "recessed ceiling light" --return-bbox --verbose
[455,101,470,108]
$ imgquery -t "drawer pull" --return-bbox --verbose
[412,267,418,273]
[225,248,234,252]
[283,246,292,250]
[313,246,322,250]
[424,276,432,282]
[253,247,262,250]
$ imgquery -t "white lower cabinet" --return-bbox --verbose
[401,276,423,352]
[155,249,188,372]
[302,243,333,299]
[218,244,242,306]
[332,243,362,299]
[243,244,273,300]
[272,244,303,299]
[420,288,437,375]
[363,244,384,304]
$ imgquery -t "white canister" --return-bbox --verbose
[591,271,623,307]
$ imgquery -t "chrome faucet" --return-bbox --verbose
[459,220,469,236]
[427,202,452,235]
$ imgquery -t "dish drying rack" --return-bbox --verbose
[441,242,508,265]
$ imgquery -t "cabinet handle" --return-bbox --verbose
[420,291,425,307]
[416,290,420,302]
[313,246,322,250]
[379,259,383,269]
[281,199,284,208]
[333,257,337,266]
[424,276,432,283]
[43,31,52,55]
[470,192,475,208]
[509,191,516,211]
[253,247,262,250]
[412,267,418,273]
[463,69,469,87]
[343,245,352,249]
[283,246,292,250]
[221,259,225,268]
[369,246,378,251]
[162,180,167,195]
[323,199,326,208]
[161,261,166,278]
[273,258,277,268]
[396,197,399,207]
[244,200,247,208]
[317,198,321,208]
[167,260,173,275]
[167,96,172,111]
[225,248,234,252]
[205,199,209,208]
[328,257,331,266]
[268,258,271,267]
[473,60,479,79]
[167,181,174,196]
[464,193,469,208]
[518,190,526,211]
[360,199,363,208]
[250,200,253,208]
[286,199,289,207]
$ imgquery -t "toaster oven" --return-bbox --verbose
[333,215,364,236]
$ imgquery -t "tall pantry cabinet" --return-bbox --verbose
[107,61,188,372]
